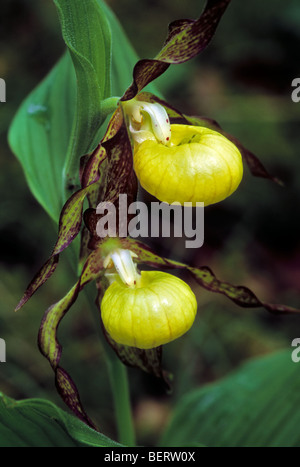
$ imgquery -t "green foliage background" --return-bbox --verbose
[0,0,300,446]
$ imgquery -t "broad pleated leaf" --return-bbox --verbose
[8,0,140,222]
[160,351,300,447]
[8,53,76,221]
[0,393,121,447]
[53,0,112,196]
[99,0,140,97]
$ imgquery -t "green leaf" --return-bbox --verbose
[0,393,121,447]
[8,53,76,221]
[8,0,140,222]
[99,0,140,97]
[53,0,112,193]
[160,351,300,447]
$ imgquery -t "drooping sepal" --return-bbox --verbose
[121,238,300,316]
[15,106,136,310]
[15,255,59,312]
[37,248,106,428]
[122,0,232,100]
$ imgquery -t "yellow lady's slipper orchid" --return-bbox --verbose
[101,270,197,349]
[123,99,243,207]
[101,248,197,349]
[134,124,243,207]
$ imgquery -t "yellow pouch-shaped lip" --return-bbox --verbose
[101,271,197,349]
[133,124,243,206]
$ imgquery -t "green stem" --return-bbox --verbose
[62,96,121,202]
[100,96,120,116]
[105,347,136,447]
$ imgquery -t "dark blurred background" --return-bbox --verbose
[0,0,300,445]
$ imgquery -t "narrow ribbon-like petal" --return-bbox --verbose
[122,0,231,100]
[15,255,59,312]
[16,187,93,310]
[156,0,231,63]
[16,109,126,310]
[121,238,300,316]
[38,248,105,428]
[84,123,138,240]
[79,226,93,272]
[16,2,236,311]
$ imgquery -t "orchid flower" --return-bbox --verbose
[14,0,299,431]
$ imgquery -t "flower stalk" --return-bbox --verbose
[106,354,136,447]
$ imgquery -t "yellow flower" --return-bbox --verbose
[101,248,197,349]
[134,124,243,206]
[124,99,243,206]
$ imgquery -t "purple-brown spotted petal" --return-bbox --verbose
[15,255,59,312]
[15,111,123,311]
[122,0,231,101]
[37,248,105,427]
[122,238,300,316]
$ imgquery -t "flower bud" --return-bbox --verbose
[101,271,197,349]
[133,124,243,206]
